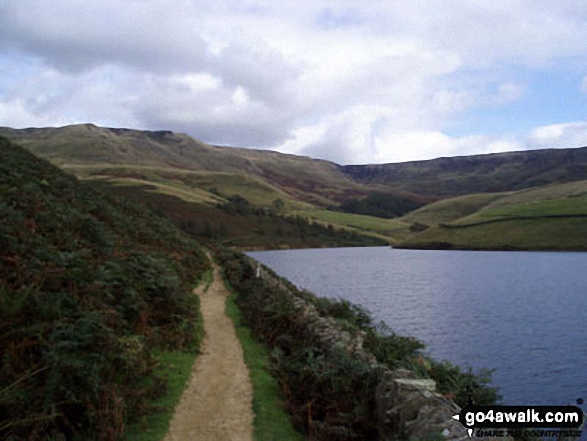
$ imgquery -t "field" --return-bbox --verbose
[396,180,587,250]
[294,209,411,242]
[396,217,587,250]
[399,193,505,226]
[68,164,312,209]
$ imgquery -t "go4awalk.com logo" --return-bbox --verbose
[452,401,585,438]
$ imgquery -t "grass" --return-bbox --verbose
[124,268,212,441]
[294,208,411,242]
[397,217,587,250]
[224,286,305,441]
[98,176,225,205]
[123,351,198,441]
[396,181,587,250]
[70,163,313,210]
[399,193,505,226]
[455,196,587,224]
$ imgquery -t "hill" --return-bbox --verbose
[396,180,587,250]
[0,124,367,207]
[342,147,587,197]
[0,136,210,439]
[2,124,587,250]
[3,124,587,202]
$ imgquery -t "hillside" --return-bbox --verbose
[3,125,587,202]
[2,124,587,250]
[0,124,368,207]
[342,147,587,197]
[0,136,210,439]
[396,180,587,250]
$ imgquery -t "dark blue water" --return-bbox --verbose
[248,247,587,411]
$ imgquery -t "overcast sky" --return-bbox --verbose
[1,1,587,164]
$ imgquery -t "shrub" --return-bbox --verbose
[0,137,210,439]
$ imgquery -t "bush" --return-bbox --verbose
[215,246,499,441]
[0,137,210,440]
[216,248,382,439]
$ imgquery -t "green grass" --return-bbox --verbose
[456,196,587,224]
[123,351,198,441]
[294,209,410,242]
[399,193,505,226]
[396,181,587,250]
[225,289,305,441]
[73,164,313,210]
[397,217,587,250]
[124,268,212,441]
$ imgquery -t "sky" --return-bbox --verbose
[1,1,587,165]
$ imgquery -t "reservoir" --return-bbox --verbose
[247,247,586,411]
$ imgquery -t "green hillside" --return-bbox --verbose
[108,183,389,249]
[396,181,587,250]
[3,124,587,250]
[399,193,507,226]
[0,136,210,439]
[292,208,411,242]
[0,124,367,207]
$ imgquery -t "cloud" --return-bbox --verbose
[1,0,587,164]
[528,122,587,149]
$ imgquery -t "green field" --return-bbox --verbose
[399,193,505,225]
[294,209,410,242]
[397,217,587,250]
[455,196,587,224]
[395,181,587,250]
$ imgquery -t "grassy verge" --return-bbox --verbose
[225,286,306,441]
[124,267,212,441]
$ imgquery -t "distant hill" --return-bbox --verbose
[2,124,587,250]
[342,147,587,197]
[2,124,587,202]
[0,124,367,206]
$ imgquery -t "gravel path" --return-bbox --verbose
[164,264,254,441]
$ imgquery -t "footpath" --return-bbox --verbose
[164,264,254,441]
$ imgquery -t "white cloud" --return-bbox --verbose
[1,1,587,163]
[528,122,587,148]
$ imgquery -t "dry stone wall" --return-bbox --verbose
[253,258,507,441]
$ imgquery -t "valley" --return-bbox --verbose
[2,123,587,251]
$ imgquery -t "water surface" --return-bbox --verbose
[248,247,587,409]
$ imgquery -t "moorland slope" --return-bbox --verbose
[3,124,587,250]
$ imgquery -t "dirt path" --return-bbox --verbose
[164,264,254,441]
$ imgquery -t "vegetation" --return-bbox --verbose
[107,184,389,249]
[397,180,587,250]
[0,137,210,439]
[339,192,424,218]
[4,124,587,251]
[396,217,587,250]
[216,248,498,440]
[225,286,305,441]
[293,208,411,243]
[124,267,211,441]
[399,193,505,226]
